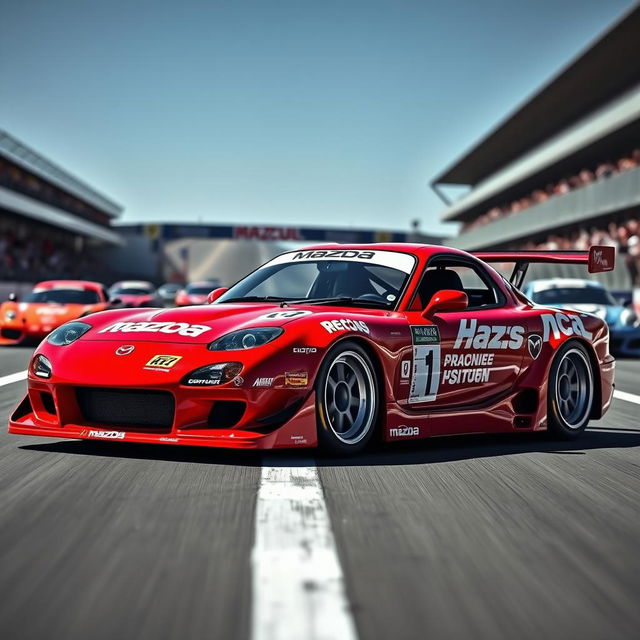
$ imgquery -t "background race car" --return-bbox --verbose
[523,278,640,357]
[108,281,162,308]
[175,280,221,306]
[0,280,111,345]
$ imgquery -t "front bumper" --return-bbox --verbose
[8,376,318,449]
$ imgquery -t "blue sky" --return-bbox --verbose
[0,0,633,236]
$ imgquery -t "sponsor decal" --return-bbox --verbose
[116,345,135,356]
[320,319,370,334]
[233,376,245,387]
[266,248,415,273]
[145,354,182,369]
[260,310,311,320]
[159,437,179,442]
[290,435,308,445]
[187,378,220,385]
[389,426,420,437]
[100,322,211,338]
[85,429,125,440]
[234,226,303,241]
[401,360,411,379]
[442,352,495,385]
[411,325,440,345]
[541,312,593,342]
[285,371,309,387]
[36,307,67,315]
[292,249,375,261]
[527,334,542,360]
[454,318,524,350]
[253,377,274,387]
[293,347,317,354]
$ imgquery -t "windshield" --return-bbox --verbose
[26,289,100,304]
[217,249,415,309]
[111,287,152,295]
[532,286,615,306]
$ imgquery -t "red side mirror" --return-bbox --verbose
[422,289,468,318]
[207,287,228,304]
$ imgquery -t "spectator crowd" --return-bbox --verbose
[515,216,640,287]
[0,214,112,282]
[461,148,640,233]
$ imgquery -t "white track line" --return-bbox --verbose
[251,460,358,640]
[0,370,27,387]
[613,389,640,405]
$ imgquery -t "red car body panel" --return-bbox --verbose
[0,280,109,346]
[8,244,614,449]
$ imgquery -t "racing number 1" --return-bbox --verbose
[409,345,440,403]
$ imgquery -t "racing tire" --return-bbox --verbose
[315,341,379,455]
[547,340,594,440]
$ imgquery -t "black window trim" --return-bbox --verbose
[409,253,508,312]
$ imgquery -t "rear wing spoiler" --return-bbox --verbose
[473,246,615,289]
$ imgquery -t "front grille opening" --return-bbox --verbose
[75,388,174,431]
[40,392,56,415]
[1,328,21,340]
[208,401,245,429]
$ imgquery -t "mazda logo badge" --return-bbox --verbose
[116,345,135,356]
[527,334,542,360]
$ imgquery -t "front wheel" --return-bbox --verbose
[316,341,379,455]
[547,341,594,439]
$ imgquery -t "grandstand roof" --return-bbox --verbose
[432,4,640,187]
[0,130,123,218]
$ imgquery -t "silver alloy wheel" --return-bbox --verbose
[323,350,376,445]
[555,348,593,429]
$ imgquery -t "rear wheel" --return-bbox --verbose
[547,341,594,439]
[316,341,379,455]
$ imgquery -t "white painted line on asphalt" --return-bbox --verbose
[251,460,358,640]
[613,389,640,406]
[0,370,27,387]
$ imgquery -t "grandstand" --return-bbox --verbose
[0,130,123,283]
[431,5,640,288]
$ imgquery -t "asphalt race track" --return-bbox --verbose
[0,346,639,640]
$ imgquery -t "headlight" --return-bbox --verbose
[182,362,243,386]
[620,308,640,327]
[5,309,16,321]
[47,321,92,346]
[208,327,283,351]
[32,354,52,379]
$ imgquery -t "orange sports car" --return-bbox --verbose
[0,280,111,346]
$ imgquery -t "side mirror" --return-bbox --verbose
[8,292,18,302]
[110,298,123,305]
[422,289,468,318]
[207,287,228,304]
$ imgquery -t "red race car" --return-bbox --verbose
[175,281,221,307]
[108,281,161,308]
[9,244,615,454]
[0,280,111,346]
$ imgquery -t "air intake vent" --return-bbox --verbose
[208,401,245,428]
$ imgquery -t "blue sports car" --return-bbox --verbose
[523,278,640,357]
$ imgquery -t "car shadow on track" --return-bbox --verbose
[19,427,640,468]
[313,427,640,467]
[19,439,264,467]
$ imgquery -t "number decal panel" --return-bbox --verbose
[408,325,441,404]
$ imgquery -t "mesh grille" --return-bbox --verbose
[75,388,174,429]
